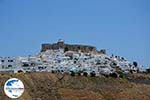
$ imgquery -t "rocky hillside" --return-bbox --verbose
[0,72,150,100]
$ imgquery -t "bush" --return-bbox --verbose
[77,72,81,76]
[133,61,138,67]
[90,72,96,77]
[130,70,133,74]
[64,47,69,52]
[109,73,118,78]
[83,72,88,77]
[146,68,150,73]
[119,73,126,79]
[70,71,75,76]
[18,70,23,73]
[51,70,55,73]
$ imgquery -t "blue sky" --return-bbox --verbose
[0,0,149,67]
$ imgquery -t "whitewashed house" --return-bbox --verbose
[0,57,21,73]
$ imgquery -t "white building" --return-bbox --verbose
[0,48,141,75]
[0,57,21,73]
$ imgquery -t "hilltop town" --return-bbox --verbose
[0,39,142,77]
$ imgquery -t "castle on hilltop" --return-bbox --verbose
[41,39,106,54]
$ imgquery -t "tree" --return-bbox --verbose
[83,72,88,77]
[133,61,138,67]
[90,72,96,77]
[77,71,81,76]
[51,70,55,73]
[146,68,150,73]
[70,71,75,76]
[18,70,23,73]
[109,73,118,78]
[64,47,69,52]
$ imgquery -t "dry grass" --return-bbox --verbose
[0,73,150,100]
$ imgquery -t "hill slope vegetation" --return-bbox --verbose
[0,73,150,100]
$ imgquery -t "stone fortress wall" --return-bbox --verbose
[41,39,106,54]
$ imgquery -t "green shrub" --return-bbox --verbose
[83,72,88,77]
[70,71,75,76]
